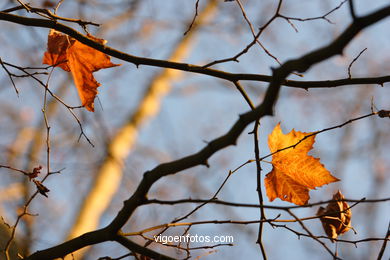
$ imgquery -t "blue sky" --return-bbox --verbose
[0,0,389,259]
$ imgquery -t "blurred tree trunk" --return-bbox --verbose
[65,1,219,258]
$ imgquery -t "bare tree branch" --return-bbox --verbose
[2,11,390,89]
[0,2,387,259]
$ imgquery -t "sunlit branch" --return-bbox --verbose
[6,3,99,27]
[144,197,390,209]
[24,4,390,259]
[258,111,384,163]
[145,167,235,248]
[286,209,337,259]
[137,232,232,252]
[2,11,390,89]
[272,223,389,244]
[113,235,175,260]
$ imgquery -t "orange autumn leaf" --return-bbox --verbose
[264,123,339,205]
[317,190,352,242]
[43,29,120,112]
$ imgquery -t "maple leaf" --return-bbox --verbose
[264,123,339,205]
[43,29,120,112]
[317,190,352,242]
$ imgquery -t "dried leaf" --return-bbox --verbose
[378,109,390,118]
[33,179,50,198]
[265,123,339,205]
[42,1,56,8]
[29,165,42,180]
[317,190,352,242]
[43,29,120,111]
[43,30,73,71]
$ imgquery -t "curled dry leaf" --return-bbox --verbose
[317,190,352,242]
[33,179,50,198]
[42,0,56,8]
[29,165,42,180]
[265,123,339,205]
[43,29,120,112]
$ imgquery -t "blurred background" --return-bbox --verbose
[0,0,389,259]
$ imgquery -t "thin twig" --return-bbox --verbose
[377,221,390,260]
[287,209,339,259]
[145,197,390,209]
[1,59,94,146]
[2,12,390,89]
[349,0,357,20]
[279,0,348,26]
[259,111,377,162]
[233,81,267,258]
[184,0,201,35]
[143,169,236,248]
[348,47,367,78]
[253,119,267,259]
[0,57,19,95]
[0,164,30,176]
[272,223,389,244]
[235,0,282,66]
[203,0,283,67]
[233,81,255,109]
[16,0,31,12]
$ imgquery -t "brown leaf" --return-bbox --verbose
[28,165,42,180]
[317,190,352,242]
[33,179,50,198]
[43,29,120,111]
[42,1,56,8]
[264,123,339,205]
[43,30,73,71]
